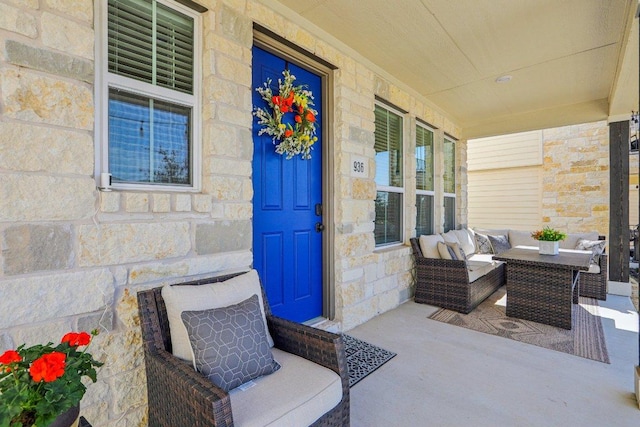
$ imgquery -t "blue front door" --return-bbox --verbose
[251,46,324,322]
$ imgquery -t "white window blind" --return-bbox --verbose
[374,103,404,246]
[108,0,194,94]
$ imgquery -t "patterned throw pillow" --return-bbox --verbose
[575,239,606,263]
[487,234,511,255]
[437,241,466,260]
[181,294,281,392]
[475,233,493,254]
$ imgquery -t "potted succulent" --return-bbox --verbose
[0,330,102,427]
[531,226,567,255]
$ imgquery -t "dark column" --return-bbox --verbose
[609,120,630,282]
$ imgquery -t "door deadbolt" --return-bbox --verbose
[315,222,325,232]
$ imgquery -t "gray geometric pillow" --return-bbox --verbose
[475,233,493,254]
[575,239,606,264]
[487,234,511,255]
[181,294,280,392]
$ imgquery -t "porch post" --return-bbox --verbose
[609,120,630,283]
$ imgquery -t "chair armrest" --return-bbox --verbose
[267,315,349,382]
[143,347,234,427]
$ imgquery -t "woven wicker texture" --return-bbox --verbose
[411,238,505,313]
[494,248,592,330]
[137,272,350,426]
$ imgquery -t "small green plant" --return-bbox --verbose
[531,226,567,242]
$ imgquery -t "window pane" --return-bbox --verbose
[444,138,455,194]
[416,194,433,236]
[374,105,403,188]
[416,125,434,191]
[108,0,194,94]
[108,89,191,185]
[375,191,402,245]
[444,196,455,232]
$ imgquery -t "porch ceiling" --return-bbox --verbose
[269,0,639,139]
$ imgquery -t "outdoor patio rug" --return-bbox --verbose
[428,287,610,363]
[343,334,396,387]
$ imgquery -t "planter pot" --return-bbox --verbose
[50,405,80,427]
[539,240,559,255]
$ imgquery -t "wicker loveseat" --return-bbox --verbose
[137,271,350,427]
[410,237,505,313]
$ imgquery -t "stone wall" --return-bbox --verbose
[0,1,462,425]
[541,121,609,235]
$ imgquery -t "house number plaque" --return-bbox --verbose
[351,155,368,178]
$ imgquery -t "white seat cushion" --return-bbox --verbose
[419,234,445,259]
[466,260,501,283]
[229,348,343,427]
[467,253,495,263]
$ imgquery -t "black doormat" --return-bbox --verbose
[343,334,396,387]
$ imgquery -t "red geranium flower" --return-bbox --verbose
[294,115,302,123]
[30,352,66,383]
[0,350,22,372]
[284,129,293,137]
[61,332,91,347]
[0,349,22,365]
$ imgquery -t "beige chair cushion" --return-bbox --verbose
[452,229,476,255]
[438,241,466,260]
[508,230,539,247]
[161,270,274,363]
[419,234,445,259]
[229,348,343,427]
[442,230,460,244]
[560,232,599,249]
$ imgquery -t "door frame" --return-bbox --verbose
[253,26,337,320]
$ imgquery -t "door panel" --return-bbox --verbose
[252,46,323,322]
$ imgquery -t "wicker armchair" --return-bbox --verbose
[137,272,350,427]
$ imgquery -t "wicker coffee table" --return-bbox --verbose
[493,247,592,329]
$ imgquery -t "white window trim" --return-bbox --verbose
[94,0,203,192]
[415,122,435,197]
[443,137,456,230]
[374,100,406,248]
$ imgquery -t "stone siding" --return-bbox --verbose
[0,1,462,425]
[542,121,609,235]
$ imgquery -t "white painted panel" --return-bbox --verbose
[468,166,542,231]
[468,130,543,171]
[631,184,639,227]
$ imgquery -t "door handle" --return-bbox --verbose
[315,222,325,233]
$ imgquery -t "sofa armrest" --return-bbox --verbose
[267,315,348,378]
[143,347,234,427]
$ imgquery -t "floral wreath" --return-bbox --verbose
[253,69,318,160]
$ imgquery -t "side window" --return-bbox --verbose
[374,103,404,246]
[416,123,434,236]
[443,137,456,232]
[97,0,202,190]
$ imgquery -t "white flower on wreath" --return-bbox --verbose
[253,69,318,160]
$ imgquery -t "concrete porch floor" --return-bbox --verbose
[347,293,640,426]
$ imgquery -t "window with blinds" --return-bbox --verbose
[374,104,404,246]
[444,137,456,232]
[99,0,200,188]
[416,123,434,236]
